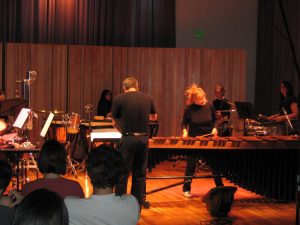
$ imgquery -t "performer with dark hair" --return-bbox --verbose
[213,85,232,136]
[97,89,113,117]
[268,80,298,122]
[112,77,157,208]
[182,84,223,198]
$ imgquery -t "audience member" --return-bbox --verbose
[21,139,84,198]
[0,160,14,225]
[12,189,69,225]
[65,144,140,225]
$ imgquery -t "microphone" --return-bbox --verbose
[23,71,37,85]
[281,107,294,130]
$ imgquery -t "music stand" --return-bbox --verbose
[234,102,257,119]
[40,113,55,138]
[234,102,258,135]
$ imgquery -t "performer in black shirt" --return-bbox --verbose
[182,84,223,198]
[268,81,298,122]
[97,89,113,117]
[112,77,157,208]
[213,85,232,136]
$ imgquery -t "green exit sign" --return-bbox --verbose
[195,30,205,39]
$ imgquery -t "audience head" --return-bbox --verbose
[86,144,127,190]
[100,89,113,103]
[38,139,67,175]
[123,77,139,91]
[280,80,295,99]
[12,189,68,225]
[215,84,225,99]
[185,83,208,106]
[0,160,12,196]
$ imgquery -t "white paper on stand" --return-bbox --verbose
[13,108,31,129]
[40,113,55,138]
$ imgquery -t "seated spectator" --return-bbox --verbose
[21,139,84,198]
[0,160,14,225]
[12,189,68,225]
[65,144,140,225]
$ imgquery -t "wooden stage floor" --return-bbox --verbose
[25,159,296,225]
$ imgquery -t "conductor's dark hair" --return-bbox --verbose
[38,139,67,175]
[0,160,12,196]
[12,189,69,225]
[86,144,127,189]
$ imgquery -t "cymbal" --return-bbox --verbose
[35,109,65,114]
[34,109,50,114]
[52,110,65,114]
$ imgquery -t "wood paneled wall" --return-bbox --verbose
[2,43,246,138]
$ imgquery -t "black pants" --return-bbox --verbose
[115,135,148,206]
[183,156,224,192]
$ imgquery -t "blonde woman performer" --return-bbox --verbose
[181,84,223,198]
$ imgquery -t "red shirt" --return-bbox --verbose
[21,177,84,198]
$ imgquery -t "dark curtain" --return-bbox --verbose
[255,0,300,115]
[0,0,175,47]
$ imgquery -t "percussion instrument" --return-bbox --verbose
[63,113,81,134]
[148,135,300,202]
[55,127,67,143]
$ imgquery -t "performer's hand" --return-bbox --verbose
[268,114,278,121]
[216,112,222,120]
[211,128,218,136]
[182,129,188,138]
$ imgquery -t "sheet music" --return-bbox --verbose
[13,108,31,129]
[40,113,55,137]
[90,128,122,141]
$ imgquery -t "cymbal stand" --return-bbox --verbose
[62,114,78,178]
[65,141,78,178]
[77,104,94,172]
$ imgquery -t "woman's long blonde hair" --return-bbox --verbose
[185,83,208,106]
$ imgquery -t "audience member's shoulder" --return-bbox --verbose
[120,194,139,207]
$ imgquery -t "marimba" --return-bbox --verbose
[148,136,300,202]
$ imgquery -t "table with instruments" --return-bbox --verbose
[148,135,300,202]
[0,147,40,191]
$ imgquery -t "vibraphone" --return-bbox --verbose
[148,135,300,202]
